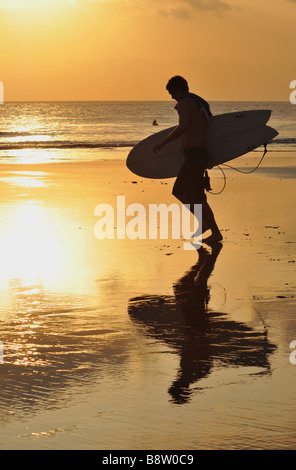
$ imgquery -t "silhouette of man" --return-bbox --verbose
[154,76,222,243]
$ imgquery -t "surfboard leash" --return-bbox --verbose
[221,143,268,175]
[206,166,227,195]
[206,143,268,195]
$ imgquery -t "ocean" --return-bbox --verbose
[0,101,295,165]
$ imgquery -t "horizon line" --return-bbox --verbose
[1,99,288,103]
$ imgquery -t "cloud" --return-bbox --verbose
[157,0,232,19]
[186,0,231,11]
[0,0,233,17]
[85,0,234,20]
[88,0,231,11]
[158,6,192,20]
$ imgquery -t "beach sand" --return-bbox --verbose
[0,152,295,450]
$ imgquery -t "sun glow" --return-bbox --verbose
[0,201,66,284]
[0,0,78,9]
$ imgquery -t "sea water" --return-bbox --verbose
[0,101,295,165]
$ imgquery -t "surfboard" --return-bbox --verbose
[126,110,279,179]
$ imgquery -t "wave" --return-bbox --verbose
[0,136,294,152]
[271,138,296,145]
[0,140,135,150]
[0,131,37,137]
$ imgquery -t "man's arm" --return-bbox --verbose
[154,100,190,153]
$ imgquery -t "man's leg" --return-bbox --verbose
[201,202,223,242]
[189,203,209,234]
[173,156,222,241]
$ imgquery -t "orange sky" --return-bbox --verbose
[0,0,295,101]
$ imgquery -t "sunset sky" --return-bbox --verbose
[1,0,295,101]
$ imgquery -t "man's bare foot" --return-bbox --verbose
[203,233,223,244]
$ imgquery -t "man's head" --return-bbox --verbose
[166,76,189,101]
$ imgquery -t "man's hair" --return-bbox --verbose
[166,76,189,94]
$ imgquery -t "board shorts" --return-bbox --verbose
[172,146,209,204]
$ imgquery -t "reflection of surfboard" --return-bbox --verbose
[126,110,279,179]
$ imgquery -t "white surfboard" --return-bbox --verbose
[126,110,279,179]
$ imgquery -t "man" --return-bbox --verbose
[154,75,222,243]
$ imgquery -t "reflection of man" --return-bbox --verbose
[169,244,222,404]
[128,242,276,405]
[154,76,222,243]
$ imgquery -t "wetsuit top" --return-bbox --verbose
[175,92,212,122]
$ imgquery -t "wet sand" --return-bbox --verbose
[0,152,295,450]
